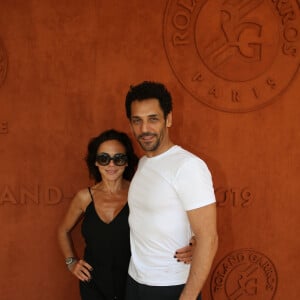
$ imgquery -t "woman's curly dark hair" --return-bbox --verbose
[85,129,138,182]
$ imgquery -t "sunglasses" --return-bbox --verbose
[96,153,128,166]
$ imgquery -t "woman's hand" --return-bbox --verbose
[69,259,93,282]
[174,236,196,264]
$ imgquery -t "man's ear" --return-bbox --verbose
[166,112,172,127]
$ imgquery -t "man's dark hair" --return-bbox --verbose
[85,129,138,182]
[125,81,172,119]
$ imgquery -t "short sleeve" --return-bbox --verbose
[174,157,216,211]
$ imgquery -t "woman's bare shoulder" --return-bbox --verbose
[73,187,92,211]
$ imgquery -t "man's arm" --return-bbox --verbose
[179,203,218,300]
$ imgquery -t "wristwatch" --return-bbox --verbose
[65,257,77,266]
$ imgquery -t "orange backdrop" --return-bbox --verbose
[0,1,299,299]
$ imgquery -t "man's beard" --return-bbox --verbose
[137,132,160,152]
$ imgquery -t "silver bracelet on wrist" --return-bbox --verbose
[65,257,78,270]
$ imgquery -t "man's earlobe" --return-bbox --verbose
[166,113,172,127]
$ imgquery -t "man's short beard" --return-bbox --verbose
[137,133,160,152]
[138,139,160,152]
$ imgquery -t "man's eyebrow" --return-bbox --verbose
[131,114,159,118]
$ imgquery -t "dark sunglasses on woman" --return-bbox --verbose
[96,153,128,166]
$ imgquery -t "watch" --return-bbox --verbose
[65,257,77,266]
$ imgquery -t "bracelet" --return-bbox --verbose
[65,257,78,269]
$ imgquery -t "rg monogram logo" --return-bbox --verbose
[163,0,300,112]
[210,249,278,299]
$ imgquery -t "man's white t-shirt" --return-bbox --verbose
[128,145,216,286]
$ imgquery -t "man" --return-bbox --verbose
[125,81,218,300]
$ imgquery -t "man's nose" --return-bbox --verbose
[141,121,149,133]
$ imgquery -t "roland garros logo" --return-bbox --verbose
[163,0,300,112]
[0,38,8,87]
[210,249,278,300]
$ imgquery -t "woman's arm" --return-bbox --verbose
[57,189,93,282]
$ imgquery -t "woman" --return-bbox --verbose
[58,129,193,300]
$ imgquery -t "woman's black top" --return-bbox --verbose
[80,187,130,300]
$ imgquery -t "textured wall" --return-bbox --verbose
[0,0,299,299]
